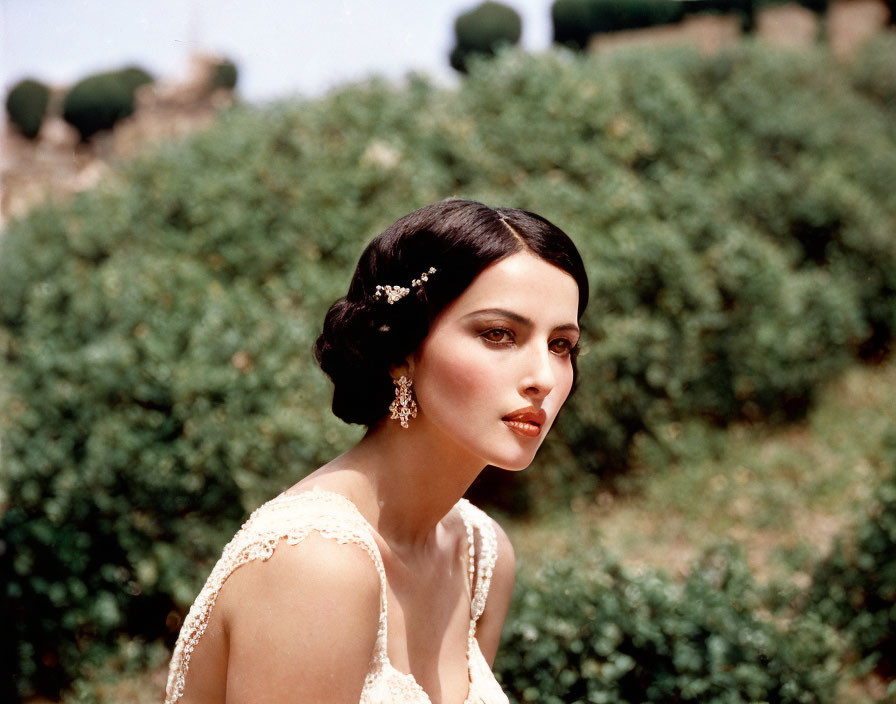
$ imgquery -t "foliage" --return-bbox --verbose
[496,544,842,703]
[5,78,51,140]
[1,45,895,696]
[209,58,239,92]
[807,436,896,679]
[552,0,685,48]
[114,66,154,95]
[848,35,896,134]
[552,0,834,47]
[450,1,522,73]
[61,66,153,141]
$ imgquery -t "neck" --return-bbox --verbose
[333,414,487,552]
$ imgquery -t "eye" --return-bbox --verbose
[481,328,514,345]
[550,338,579,356]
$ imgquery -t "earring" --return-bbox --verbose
[389,375,418,429]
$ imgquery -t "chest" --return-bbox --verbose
[378,544,476,704]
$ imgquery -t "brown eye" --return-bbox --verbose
[550,338,577,355]
[482,328,513,344]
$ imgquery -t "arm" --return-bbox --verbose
[220,532,381,704]
[473,518,516,666]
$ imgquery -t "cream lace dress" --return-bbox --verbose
[165,486,510,704]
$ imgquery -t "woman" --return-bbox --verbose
[165,199,589,704]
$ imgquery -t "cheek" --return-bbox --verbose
[415,341,499,417]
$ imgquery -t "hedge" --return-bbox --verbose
[1,41,895,696]
[496,544,842,703]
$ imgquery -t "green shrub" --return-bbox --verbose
[209,58,239,92]
[496,544,842,703]
[450,1,522,73]
[808,436,896,678]
[1,45,895,695]
[552,0,596,49]
[115,65,154,95]
[552,0,684,48]
[61,66,153,141]
[589,0,684,33]
[5,78,51,140]
[849,35,896,131]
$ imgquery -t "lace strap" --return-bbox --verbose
[164,486,390,704]
[456,499,498,637]
[293,488,391,662]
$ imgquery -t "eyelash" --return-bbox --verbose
[481,328,579,356]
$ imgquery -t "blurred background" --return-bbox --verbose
[2,0,895,702]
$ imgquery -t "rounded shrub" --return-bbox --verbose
[5,78,51,140]
[808,436,896,679]
[61,66,153,141]
[496,545,842,703]
[115,65,154,95]
[450,1,522,73]
[208,58,239,92]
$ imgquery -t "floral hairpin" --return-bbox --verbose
[373,267,437,304]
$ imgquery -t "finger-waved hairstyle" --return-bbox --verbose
[313,199,589,426]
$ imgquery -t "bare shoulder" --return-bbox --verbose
[474,513,516,665]
[219,532,382,703]
[490,516,516,590]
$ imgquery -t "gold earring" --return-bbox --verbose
[389,375,417,429]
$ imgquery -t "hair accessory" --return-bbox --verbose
[374,267,437,304]
[389,375,417,429]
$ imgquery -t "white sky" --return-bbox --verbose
[1,0,555,103]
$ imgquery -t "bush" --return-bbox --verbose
[208,58,239,92]
[552,0,596,49]
[1,45,895,695]
[115,65,154,96]
[5,78,51,140]
[849,35,896,130]
[61,66,153,141]
[808,436,896,678]
[450,1,522,73]
[496,544,842,703]
[552,0,684,48]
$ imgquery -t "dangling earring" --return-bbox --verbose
[389,375,417,429]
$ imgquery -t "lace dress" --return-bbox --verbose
[165,486,510,704]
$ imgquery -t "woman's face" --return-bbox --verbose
[408,250,581,471]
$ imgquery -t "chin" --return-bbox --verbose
[486,452,537,473]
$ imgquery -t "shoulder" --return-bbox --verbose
[457,501,516,665]
[477,509,515,607]
[490,516,516,588]
[218,492,384,629]
[221,530,381,628]
[456,499,516,576]
[218,532,382,703]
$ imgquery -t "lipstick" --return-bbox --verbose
[502,407,546,438]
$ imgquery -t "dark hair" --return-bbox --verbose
[313,199,589,426]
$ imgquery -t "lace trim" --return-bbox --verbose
[455,499,498,639]
[165,486,504,704]
[164,487,388,704]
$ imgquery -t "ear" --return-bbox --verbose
[388,355,415,380]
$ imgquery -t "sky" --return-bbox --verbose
[1,0,555,104]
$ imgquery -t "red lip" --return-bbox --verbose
[502,407,547,426]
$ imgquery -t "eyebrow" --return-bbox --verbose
[463,308,580,335]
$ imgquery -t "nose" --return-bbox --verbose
[518,342,555,402]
